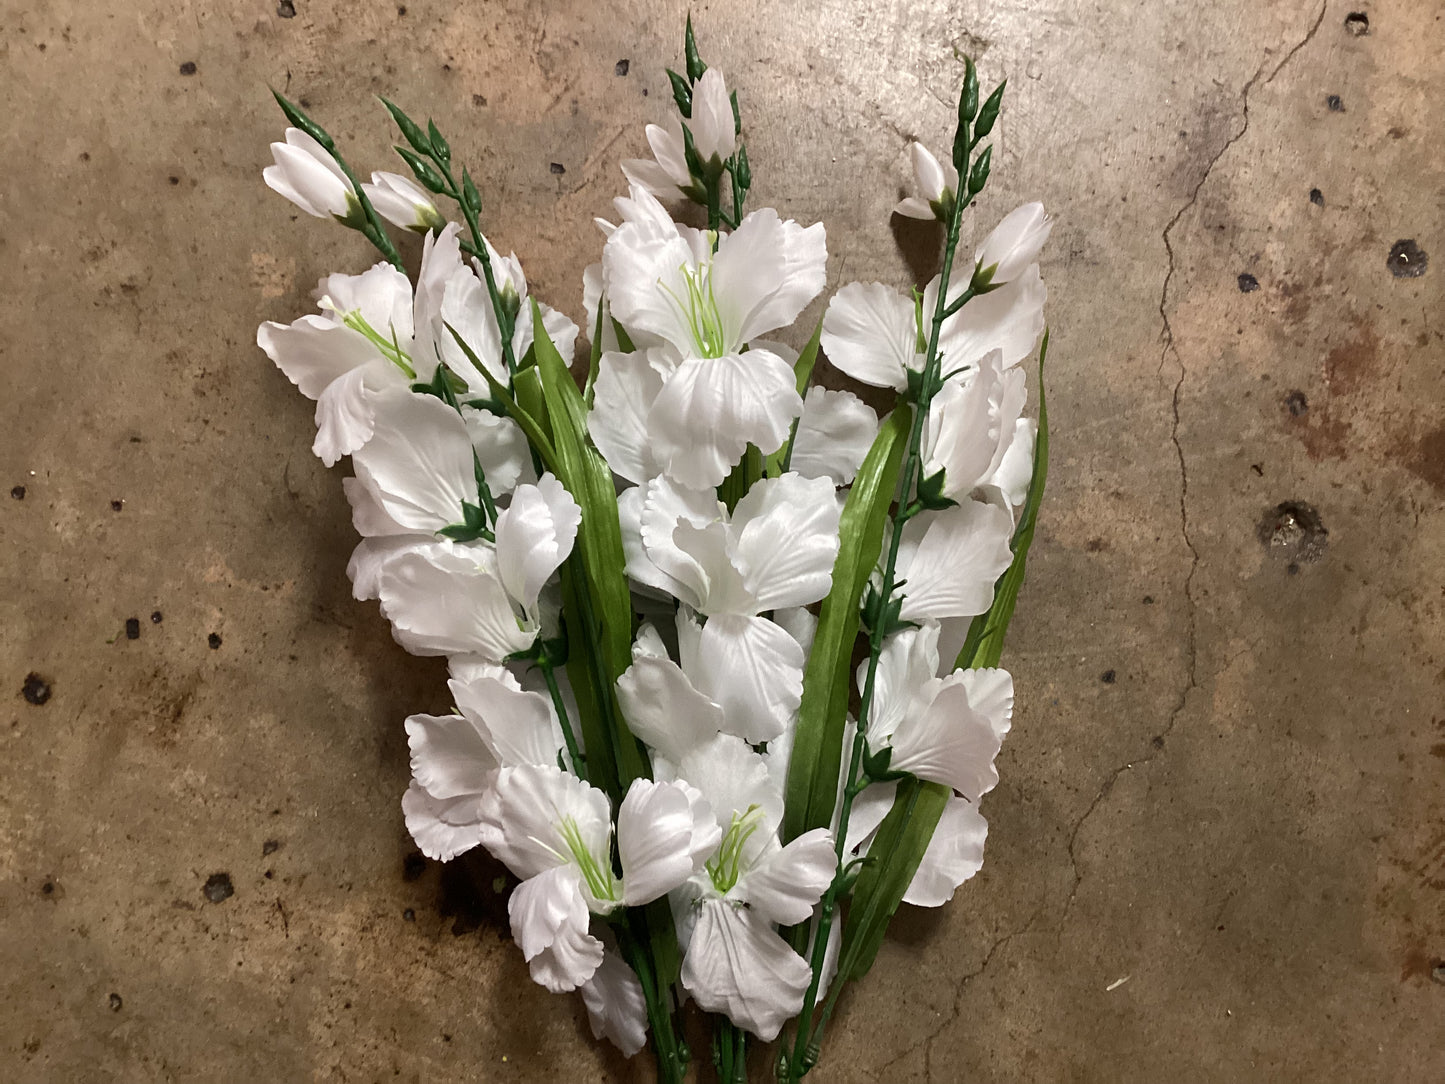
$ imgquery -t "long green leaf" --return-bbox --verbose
[837,334,1050,982]
[781,407,909,842]
[530,301,648,786]
[444,323,560,470]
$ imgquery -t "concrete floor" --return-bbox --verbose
[3,0,1442,1080]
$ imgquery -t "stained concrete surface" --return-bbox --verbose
[2,0,1443,1080]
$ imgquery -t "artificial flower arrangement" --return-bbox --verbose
[257,18,1050,1083]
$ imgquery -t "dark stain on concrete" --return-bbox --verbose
[1403,426,1445,494]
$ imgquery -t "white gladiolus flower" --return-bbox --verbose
[599,184,826,488]
[894,141,958,222]
[892,500,1015,622]
[690,68,738,164]
[362,171,445,232]
[974,202,1052,288]
[621,111,696,201]
[264,127,360,222]
[619,473,841,739]
[670,735,836,1040]
[256,263,416,465]
[620,68,736,200]
[401,664,566,860]
[477,763,720,992]
[859,623,1013,797]
[920,349,1027,502]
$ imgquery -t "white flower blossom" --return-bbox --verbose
[974,202,1052,288]
[362,171,445,232]
[894,141,957,222]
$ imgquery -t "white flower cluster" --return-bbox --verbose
[258,33,1048,1079]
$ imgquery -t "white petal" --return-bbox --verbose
[887,670,1010,799]
[894,196,937,220]
[265,129,354,218]
[603,202,700,354]
[377,543,536,659]
[675,733,782,836]
[363,171,440,230]
[903,795,988,907]
[317,261,416,341]
[650,349,803,490]
[975,202,1052,285]
[896,501,1015,622]
[772,605,818,658]
[463,406,534,496]
[637,477,735,610]
[580,950,649,1057]
[346,534,428,600]
[402,781,482,861]
[616,654,725,762]
[478,763,612,882]
[820,282,917,391]
[987,416,1037,508]
[311,365,376,466]
[788,386,880,485]
[735,827,835,926]
[495,474,582,612]
[690,614,804,743]
[350,390,477,532]
[619,779,721,906]
[861,624,941,750]
[711,209,827,345]
[934,264,1047,372]
[690,69,737,163]
[922,368,997,500]
[843,780,899,856]
[257,315,379,401]
[534,302,580,366]
[588,349,666,484]
[960,666,1015,742]
[729,472,842,610]
[681,900,812,1041]
[450,673,564,769]
[509,864,604,992]
[916,142,957,203]
[405,711,499,800]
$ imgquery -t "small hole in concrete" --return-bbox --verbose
[1325,94,1344,112]
[203,873,234,903]
[1257,500,1328,565]
[1285,390,1308,416]
[1237,272,1259,293]
[615,59,630,76]
[1387,240,1428,279]
[179,61,197,76]
[277,0,296,16]
[11,485,25,499]
[1100,669,1116,684]
[125,618,140,640]
[109,993,123,1012]
[1309,188,1324,206]
[207,632,222,649]
[22,672,52,706]
[1344,11,1369,35]
[549,162,566,175]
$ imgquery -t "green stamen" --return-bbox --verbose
[707,804,764,894]
[324,297,416,379]
[658,259,727,358]
[556,816,618,906]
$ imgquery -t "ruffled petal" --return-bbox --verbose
[509,864,604,993]
[463,406,534,496]
[478,763,612,882]
[311,364,376,466]
[405,711,499,800]
[588,348,667,484]
[450,673,564,769]
[257,314,380,401]
[616,653,725,763]
[735,827,835,926]
[494,473,582,612]
[689,614,804,743]
[401,781,482,861]
[649,349,803,490]
[895,501,1015,622]
[619,779,721,906]
[887,670,1011,799]
[681,900,813,1040]
[675,733,783,837]
[975,202,1052,286]
[580,949,649,1057]
[377,543,536,659]
[788,386,880,485]
[710,209,827,346]
[728,472,842,610]
[820,282,917,390]
[861,624,941,749]
[933,263,1047,371]
[903,795,987,907]
[350,389,477,532]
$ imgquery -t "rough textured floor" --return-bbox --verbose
[3,0,1442,1080]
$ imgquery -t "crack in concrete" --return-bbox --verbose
[868,911,1042,1082]
[1064,0,1327,930]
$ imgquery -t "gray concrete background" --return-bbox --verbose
[3,0,1442,1080]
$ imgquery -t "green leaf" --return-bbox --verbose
[718,445,761,512]
[684,14,707,83]
[764,316,825,478]
[531,301,648,785]
[380,97,431,157]
[956,330,1049,669]
[445,323,560,471]
[426,118,451,165]
[585,297,606,407]
[394,144,448,194]
[836,778,949,982]
[974,81,1006,142]
[968,144,993,196]
[782,407,910,842]
[667,68,693,118]
[272,89,334,151]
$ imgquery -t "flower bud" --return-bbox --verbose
[363,171,446,232]
[973,202,1051,288]
[894,142,957,223]
[263,127,361,224]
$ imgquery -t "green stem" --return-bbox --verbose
[538,656,585,781]
[616,923,687,1084]
[783,135,980,1084]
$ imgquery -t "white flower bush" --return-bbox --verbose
[257,19,1050,1084]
